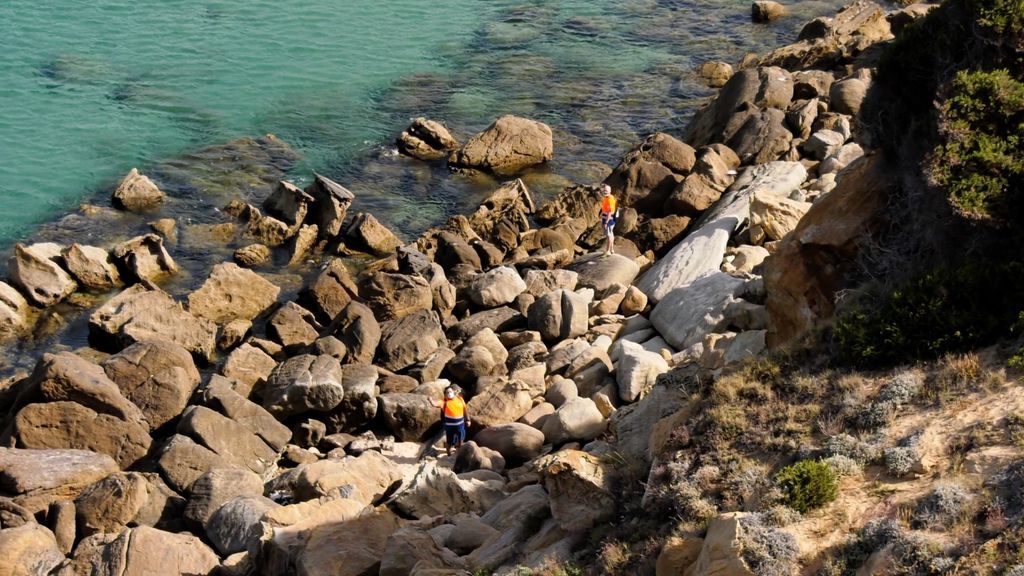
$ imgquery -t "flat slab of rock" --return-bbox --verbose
[90,284,217,362]
[101,340,200,430]
[566,253,640,294]
[468,266,527,308]
[449,115,553,175]
[203,376,291,451]
[187,263,280,325]
[636,161,806,303]
[651,272,746,350]
[63,525,219,576]
[0,448,118,514]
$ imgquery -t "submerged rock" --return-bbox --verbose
[397,117,460,161]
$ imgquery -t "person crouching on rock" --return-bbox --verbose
[440,385,470,456]
[599,183,619,256]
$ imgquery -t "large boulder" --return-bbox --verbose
[206,495,280,556]
[19,351,146,424]
[362,271,432,321]
[378,393,439,441]
[473,423,545,464]
[606,133,696,213]
[467,179,536,251]
[268,301,321,353]
[527,289,589,343]
[449,115,553,175]
[377,310,445,372]
[61,525,219,576]
[636,161,806,303]
[651,272,746,350]
[765,156,891,347]
[326,363,379,432]
[686,67,794,148]
[523,269,579,297]
[7,243,77,307]
[538,450,616,532]
[263,510,402,576]
[448,307,525,341]
[397,117,460,160]
[749,191,812,244]
[299,258,359,324]
[90,284,217,362]
[112,168,164,211]
[155,435,227,494]
[101,340,200,429]
[0,448,118,515]
[0,523,65,576]
[61,244,122,291]
[262,354,345,417]
[758,0,892,70]
[379,525,466,576]
[466,485,551,571]
[392,461,505,519]
[345,213,403,257]
[468,266,527,308]
[468,379,533,427]
[14,402,152,469]
[183,467,264,525]
[448,328,508,384]
[617,340,670,403]
[726,107,793,165]
[305,173,354,239]
[0,282,29,339]
[187,263,280,325]
[566,253,640,294]
[221,343,277,397]
[111,234,179,286]
[74,472,183,536]
[330,301,381,364]
[293,451,404,503]
[203,376,291,450]
[177,406,277,474]
[541,397,606,445]
[263,180,313,235]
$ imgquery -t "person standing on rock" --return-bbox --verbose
[599,183,619,256]
[440,385,470,456]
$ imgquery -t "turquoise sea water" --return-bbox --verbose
[0,0,843,246]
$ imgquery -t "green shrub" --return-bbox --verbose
[774,460,838,513]
[835,261,1024,367]
[930,69,1024,219]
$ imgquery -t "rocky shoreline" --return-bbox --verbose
[0,1,934,574]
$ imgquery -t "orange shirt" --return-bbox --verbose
[443,396,466,418]
[601,195,617,214]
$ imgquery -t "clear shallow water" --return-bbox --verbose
[0,0,845,246]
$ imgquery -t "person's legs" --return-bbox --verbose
[605,223,615,255]
[444,425,456,455]
[454,423,466,451]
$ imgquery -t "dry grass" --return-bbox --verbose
[598,540,630,574]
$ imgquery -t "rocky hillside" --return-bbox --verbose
[2,0,1022,575]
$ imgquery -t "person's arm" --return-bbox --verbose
[463,399,471,426]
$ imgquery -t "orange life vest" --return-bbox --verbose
[601,195,617,214]
[443,396,466,419]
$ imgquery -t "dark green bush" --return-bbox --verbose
[774,460,838,513]
[835,261,1024,367]
[931,69,1024,219]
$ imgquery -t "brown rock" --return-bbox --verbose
[764,155,890,347]
[362,271,432,322]
[288,223,319,266]
[538,450,616,531]
[346,212,403,257]
[330,301,381,364]
[449,115,553,175]
[0,523,64,576]
[177,406,276,474]
[188,263,280,325]
[111,234,178,286]
[89,284,217,362]
[0,281,29,339]
[686,67,794,147]
[305,173,355,239]
[294,451,404,503]
[752,0,787,22]
[377,310,445,372]
[265,510,402,576]
[233,243,271,267]
[112,168,164,211]
[300,258,359,323]
[203,376,292,450]
[66,525,220,576]
[378,393,439,442]
[606,133,695,213]
[0,448,118,515]
[74,472,183,535]
[101,340,200,429]
[263,180,314,234]
[221,343,276,397]
[268,301,321,352]
[156,435,226,493]
[15,401,152,469]
[698,61,734,88]
[61,244,122,291]
[468,379,533,427]
[397,117,460,161]
[7,243,77,307]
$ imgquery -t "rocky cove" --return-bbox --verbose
[0,1,936,575]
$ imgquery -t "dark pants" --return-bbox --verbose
[445,422,466,447]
